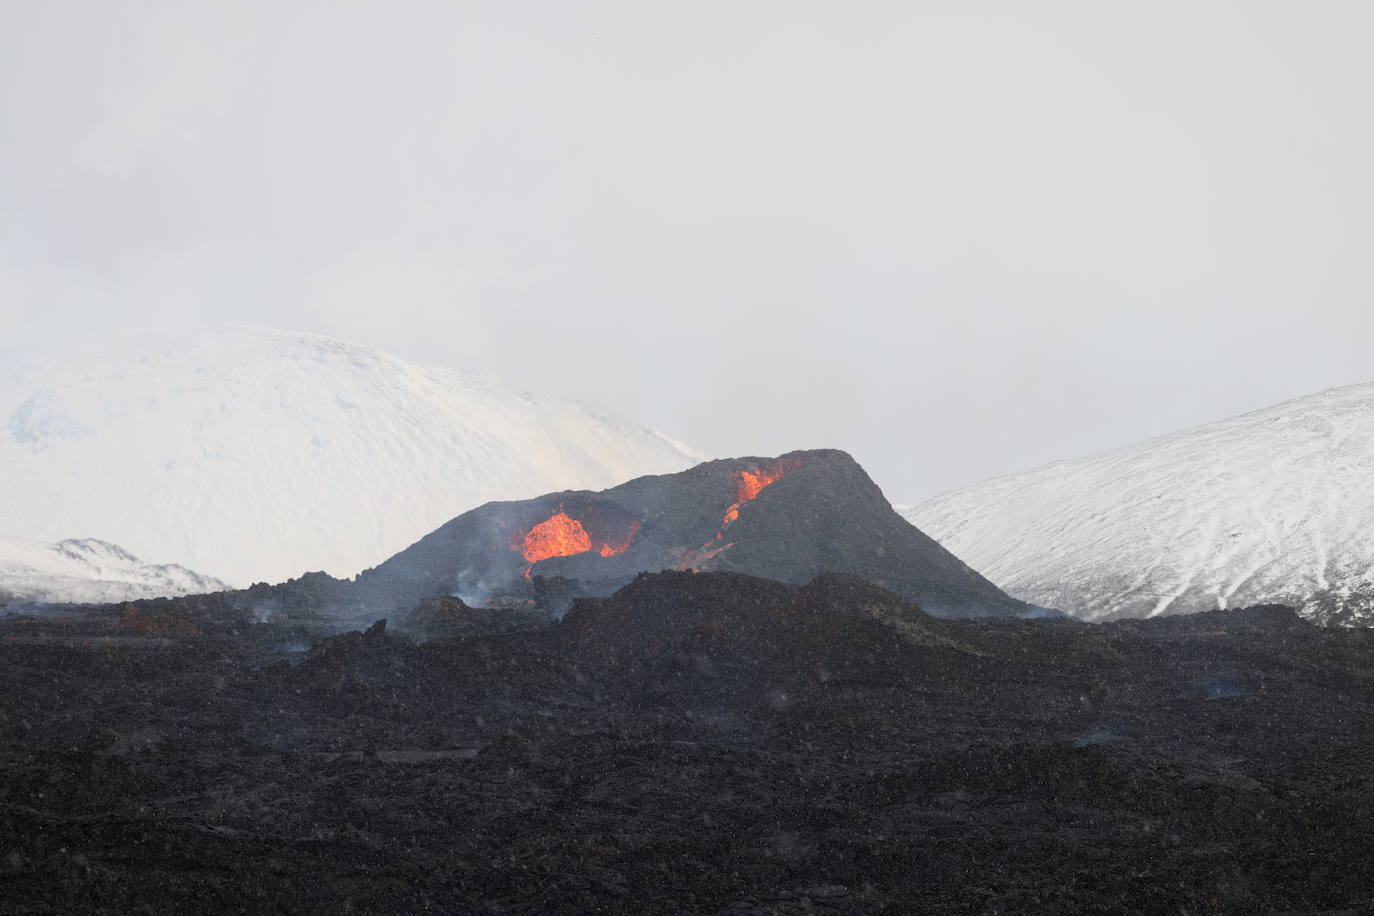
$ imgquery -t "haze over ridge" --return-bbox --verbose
[0,324,701,586]
[3,1,1372,501]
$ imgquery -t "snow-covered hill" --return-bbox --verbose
[0,325,701,587]
[901,383,1374,625]
[0,536,228,605]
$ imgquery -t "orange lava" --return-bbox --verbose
[679,462,796,571]
[720,466,787,530]
[517,511,592,563]
[737,468,781,502]
[696,541,735,564]
[598,521,641,557]
[512,511,641,570]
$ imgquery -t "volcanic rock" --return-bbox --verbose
[398,594,549,640]
[293,618,419,695]
[349,448,1031,619]
[556,571,988,721]
[115,601,201,638]
[559,571,978,702]
[4,570,1374,914]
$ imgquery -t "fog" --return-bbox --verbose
[3,1,1372,501]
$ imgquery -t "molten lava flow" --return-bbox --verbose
[695,541,735,565]
[678,462,797,571]
[517,511,592,563]
[720,465,788,529]
[598,521,641,557]
[738,468,781,502]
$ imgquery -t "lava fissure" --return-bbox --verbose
[679,462,795,571]
[720,466,787,529]
[597,521,641,557]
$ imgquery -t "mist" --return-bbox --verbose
[3,1,1373,501]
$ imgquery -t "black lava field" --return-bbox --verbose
[3,570,1373,914]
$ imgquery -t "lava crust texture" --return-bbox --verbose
[2,571,1372,914]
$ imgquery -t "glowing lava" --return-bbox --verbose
[598,521,641,557]
[678,462,796,571]
[512,510,641,576]
[720,466,788,528]
[517,511,592,563]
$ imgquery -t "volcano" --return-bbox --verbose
[344,448,1033,620]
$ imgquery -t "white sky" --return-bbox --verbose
[3,1,1372,502]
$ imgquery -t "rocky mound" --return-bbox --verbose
[565,571,972,668]
[349,449,1030,620]
[291,619,419,694]
[557,570,982,715]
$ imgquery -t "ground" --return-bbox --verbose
[2,573,1372,914]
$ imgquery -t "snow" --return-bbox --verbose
[0,325,702,588]
[0,536,228,604]
[900,383,1374,624]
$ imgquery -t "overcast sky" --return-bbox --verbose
[3,1,1372,502]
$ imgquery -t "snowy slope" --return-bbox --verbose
[0,325,702,587]
[901,383,1374,625]
[0,536,228,605]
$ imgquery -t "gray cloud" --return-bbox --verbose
[3,1,1373,501]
